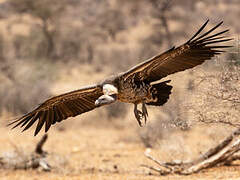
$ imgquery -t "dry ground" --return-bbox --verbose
[0,122,240,180]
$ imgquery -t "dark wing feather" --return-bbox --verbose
[121,20,232,82]
[8,85,103,136]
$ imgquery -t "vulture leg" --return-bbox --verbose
[142,102,148,124]
[134,103,143,127]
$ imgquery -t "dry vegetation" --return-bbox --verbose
[0,0,240,179]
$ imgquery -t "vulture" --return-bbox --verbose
[9,20,232,136]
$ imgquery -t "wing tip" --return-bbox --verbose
[187,19,229,44]
[187,20,233,50]
[34,130,39,136]
[7,115,25,127]
[187,19,210,43]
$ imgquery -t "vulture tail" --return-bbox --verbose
[147,80,172,106]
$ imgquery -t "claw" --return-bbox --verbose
[137,110,143,127]
[134,104,143,127]
[142,102,148,124]
[137,117,143,127]
[134,103,149,126]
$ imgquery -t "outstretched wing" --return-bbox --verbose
[121,20,232,82]
[8,84,103,136]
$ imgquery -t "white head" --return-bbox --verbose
[95,94,116,107]
[103,84,118,95]
[95,84,118,107]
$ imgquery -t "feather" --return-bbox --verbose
[34,111,46,136]
[121,20,232,83]
[9,85,103,135]
[22,112,41,132]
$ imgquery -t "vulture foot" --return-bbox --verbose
[134,103,148,127]
[142,102,148,124]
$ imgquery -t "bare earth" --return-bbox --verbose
[0,123,240,180]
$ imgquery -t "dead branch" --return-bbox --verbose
[150,0,173,47]
[143,128,240,175]
[0,134,51,171]
[222,153,240,166]
[197,111,240,128]
[35,134,48,155]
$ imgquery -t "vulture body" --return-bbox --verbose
[9,20,232,135]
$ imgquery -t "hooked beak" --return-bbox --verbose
[95,99,101,107]
[95,94,117,107]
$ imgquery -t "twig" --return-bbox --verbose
[144,151,173,170]
[141,164,170,175]
[35,134,48,155]
[0,134,51,171]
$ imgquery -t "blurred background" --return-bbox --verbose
[0,0,240,178]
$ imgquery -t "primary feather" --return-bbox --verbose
[9,85,103,136]
[122,20,232,82]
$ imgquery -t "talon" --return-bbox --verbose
[134,104,144,127]
[136,110,143,126]
[143,114,147,125]
[137,118,143,127]
[142,102,148,124]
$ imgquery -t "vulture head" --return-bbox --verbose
[95,94,117,107]
[95,84,118,106]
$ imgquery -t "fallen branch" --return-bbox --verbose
[143,128,240,175]
[0,134,51,171]
[35,134,48,155]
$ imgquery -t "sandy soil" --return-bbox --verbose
[0,122,239,180]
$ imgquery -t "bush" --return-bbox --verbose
[0,59,55,115]
[139,97,190,148]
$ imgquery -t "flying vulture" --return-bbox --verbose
[9,20,232,135]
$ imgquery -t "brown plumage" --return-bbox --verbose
[9,20,232,135]
[10,85,103,135]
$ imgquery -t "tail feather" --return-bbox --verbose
[147,80,172,106]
